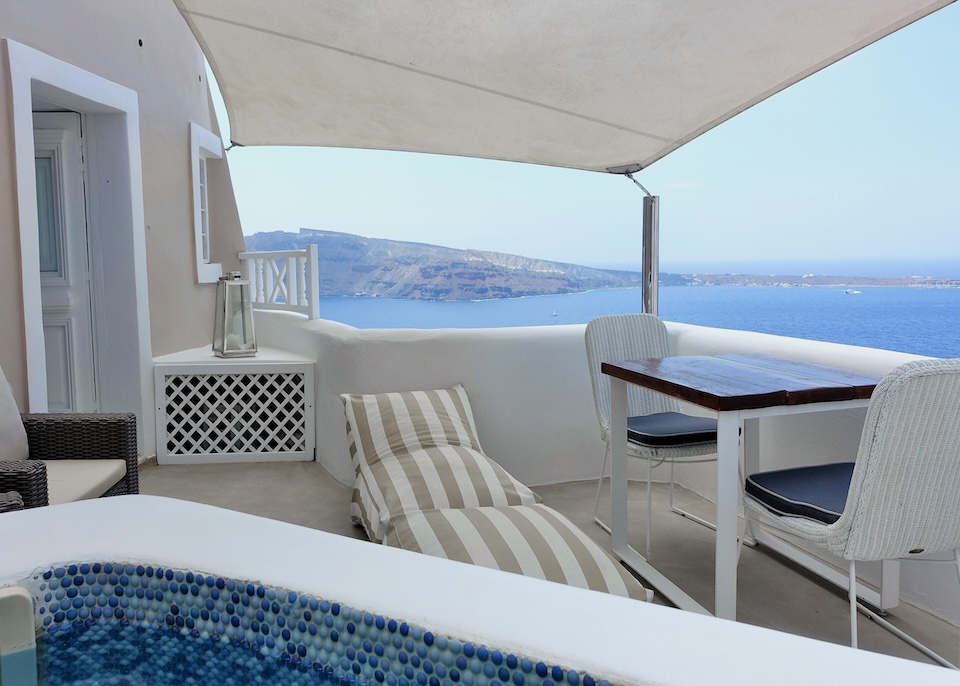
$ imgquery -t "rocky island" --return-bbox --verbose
[243,229,959,300]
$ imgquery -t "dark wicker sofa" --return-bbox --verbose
[0,412,138,510]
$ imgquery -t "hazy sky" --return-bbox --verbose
[218,5,959,275]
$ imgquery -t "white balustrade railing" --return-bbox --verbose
[239,245,320,320]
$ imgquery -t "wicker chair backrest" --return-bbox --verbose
[584,313,681,437]
[839,358,960,561]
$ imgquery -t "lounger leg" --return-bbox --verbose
[593,443,612,534]
[856,599,958,669]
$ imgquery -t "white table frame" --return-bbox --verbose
[608,376,896,620]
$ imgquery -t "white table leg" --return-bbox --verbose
[880,560,901,610]
[742,417,760,478]
[742,417,760,546]
[715,411,741,620]
[609,375,711,615]
[610,376,629,552]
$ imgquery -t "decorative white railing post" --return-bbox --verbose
[306,244,319,318]
[250,257,264,303]
[287,255,298,305]
[265,259,277,304]
[239,245,320,319]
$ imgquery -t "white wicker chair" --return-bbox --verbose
[585,314,718,557]
[744,357,960,667]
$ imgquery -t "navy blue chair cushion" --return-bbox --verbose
[745,462,855,524]
[627,412,717,447]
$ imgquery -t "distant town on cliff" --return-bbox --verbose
[243,229,960,301]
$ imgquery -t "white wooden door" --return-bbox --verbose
[34,112,98,412]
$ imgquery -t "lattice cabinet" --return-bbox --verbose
[154,350,315,464]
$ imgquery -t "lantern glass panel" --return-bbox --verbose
[213,273,257,357]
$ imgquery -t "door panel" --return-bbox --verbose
[42,321,74,410]
[34,112,97,412]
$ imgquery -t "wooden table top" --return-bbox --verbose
[601,353,881,411]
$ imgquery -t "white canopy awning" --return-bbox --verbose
[174,0,952,173]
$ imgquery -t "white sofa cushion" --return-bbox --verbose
[0,364,28,462]
[42,460,126,505]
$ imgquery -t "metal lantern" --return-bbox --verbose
[212,271,257,357]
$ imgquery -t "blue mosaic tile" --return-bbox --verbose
[21,562,614,686]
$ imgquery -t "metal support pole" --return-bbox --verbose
[619,171,659,315]
[642,194,659,315]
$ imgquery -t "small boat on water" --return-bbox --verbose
[845,289,862,294]
[551,309,558,316]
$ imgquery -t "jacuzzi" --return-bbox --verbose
[0,496,952,685]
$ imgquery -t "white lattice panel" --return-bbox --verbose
[155,360,314,464]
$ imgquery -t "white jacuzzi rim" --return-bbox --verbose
[0,495,952,686]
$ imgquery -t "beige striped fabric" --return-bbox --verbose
[342,385,540,543]
[385,505,651,601]
[344,384,482,459]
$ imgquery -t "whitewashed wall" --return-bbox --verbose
[253,311,605,487]
[254,311,924,487]
[253,310,958,626]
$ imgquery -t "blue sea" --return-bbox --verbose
[317,286,959,359]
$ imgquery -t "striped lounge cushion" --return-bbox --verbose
[384,504,652,601]
[342,385,540,543]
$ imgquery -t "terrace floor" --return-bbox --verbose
[139,460,960,670]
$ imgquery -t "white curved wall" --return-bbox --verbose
[254,311,606,487]
[253,311,958,626]
[255,311,926,488]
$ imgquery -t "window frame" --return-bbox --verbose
[190,122,224,283]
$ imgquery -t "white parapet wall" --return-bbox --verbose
[253,310,608,488]
[252,310,958,626]
[253,311,926,488]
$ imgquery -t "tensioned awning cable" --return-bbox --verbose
[625,171,652,197]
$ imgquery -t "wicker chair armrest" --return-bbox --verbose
[21,412,136,460]
[20,412,139,496]
[0,460,49,508]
